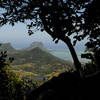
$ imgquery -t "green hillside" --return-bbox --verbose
[9,47,72,72]
[11,47,68,64]
[0,43,73,81]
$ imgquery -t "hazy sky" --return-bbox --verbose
[0,22,86,51]
[0,23,68,49]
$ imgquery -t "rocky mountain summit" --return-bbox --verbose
[24,42,48,51]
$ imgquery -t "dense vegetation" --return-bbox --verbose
[0,64,37,100]
[0,50,37,100]
[10,47,72,81]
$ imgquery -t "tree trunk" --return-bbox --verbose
[61,37,81,73]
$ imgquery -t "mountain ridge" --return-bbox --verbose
[0,42,73,81]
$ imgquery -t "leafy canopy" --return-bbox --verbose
[0,0,90,44]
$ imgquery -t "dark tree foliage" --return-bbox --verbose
[0,51,9,100]
[81,0,100,69]
[0,50,14,100]
[83,0,100,51]
[0,0,90,74]
[0,50,36,100]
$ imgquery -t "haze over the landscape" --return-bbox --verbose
[0,23,86,51]
[0,23,87,63]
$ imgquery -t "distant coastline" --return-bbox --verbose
[49,50,89,63]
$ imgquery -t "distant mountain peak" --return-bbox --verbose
[31,42,44,46]
[0,43,15,51]
[25,42,48,51]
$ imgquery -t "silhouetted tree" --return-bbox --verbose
[81,0,100,69]
[83,0,100,51]
[0,0,90,74]
[0,51,9,100]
